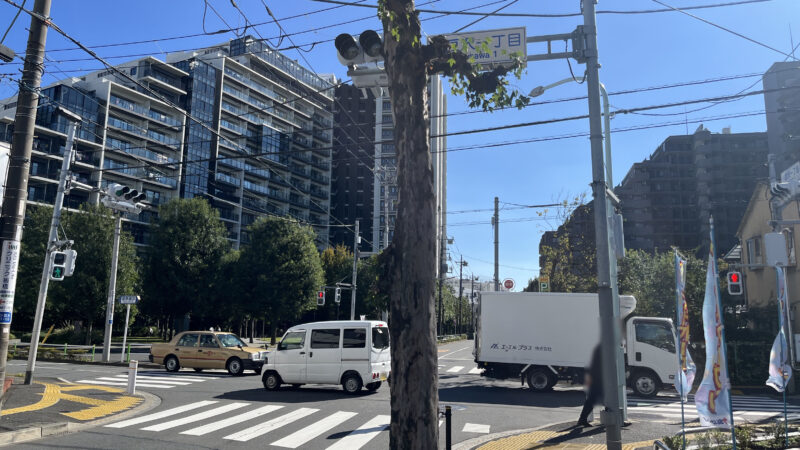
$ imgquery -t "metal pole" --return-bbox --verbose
[0,0,53,405]
[24,120,77,384]
[383,172,390,250]
[493,197,499,291]
[582,1,623,448]
[350,220,359,320]
[102,215,123,362]
[120,304,130,363]
[438,229,444,335]
[458,257,463,334]
[470,276,475,335]
[445,405,452,450]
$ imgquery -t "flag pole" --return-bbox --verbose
[778,267,789,448]
[710,216,737,449]
[674,248,687,450]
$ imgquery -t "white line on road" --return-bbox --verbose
[76,379,173,389]
[99,376,192,386]
[272,411,358,448]
[438,346,471,360]
[326,415,390,450]
[446,366,464,373]
[462,423,491,434]
[181,405,285,436]
[134,374,217,381]
[468,367,482,374]
[141,403,250,431]
[224,408,319,442]
[105,401,218,428]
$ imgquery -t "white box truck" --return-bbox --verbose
[473,292,677,397]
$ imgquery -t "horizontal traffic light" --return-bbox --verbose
[335,31,384,66]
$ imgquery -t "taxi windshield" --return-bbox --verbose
[217,334,247,347]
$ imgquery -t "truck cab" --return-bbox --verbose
[626,317,676,397]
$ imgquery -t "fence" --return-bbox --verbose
[9,341,152,363]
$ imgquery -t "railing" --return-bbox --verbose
[242,180,268,195]
[215,172,241,187]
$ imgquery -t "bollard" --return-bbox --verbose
[126,344,131,363]
[127,360,138,395]
[63,343,67,356]
[445,405,452,450]
[91,345,95,361]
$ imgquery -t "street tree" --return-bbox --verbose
[237,217,323,343]
[377,1,530,445]
[319,245,353,320]
[142,198,229,334]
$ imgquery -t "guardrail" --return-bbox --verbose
[9,342,152,363]
[437,334,468,343]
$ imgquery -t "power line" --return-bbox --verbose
[311,0,776,17]
[453,0,518,33]
[650,0,798,61]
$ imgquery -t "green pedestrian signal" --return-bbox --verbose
[50,251,67,281]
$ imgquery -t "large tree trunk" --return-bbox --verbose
[382,2,439,447]
[84,320,93,346]
[250,318,255,344]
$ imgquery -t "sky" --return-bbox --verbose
[0,0,798,290]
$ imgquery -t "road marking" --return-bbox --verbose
[327,415,390,450]
[224,407,319,442]
[463,423,491,434]
[78,379,173,389]
[1,382,140,421]
[136,374,217,381]
[105,401,218,428]
[1,382,60,415]
[468,367,482,374]
[141,403,250,431]
[438,346,471,360]
[447,366,464,373]
[106,376,193,385]
[181,404,285,436]
[272,411,358,448]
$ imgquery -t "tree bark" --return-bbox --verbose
[270,324,278,346]
[381,2,439,447]
[250,318,255,344]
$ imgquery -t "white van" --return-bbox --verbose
[261,320,391,394]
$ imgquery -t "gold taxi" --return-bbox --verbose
[149,331,268,375]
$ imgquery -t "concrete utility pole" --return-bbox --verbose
[102,215,123,362]
[25,116,79,384]
[583,1,625,448]
[493,196,499,291]
[458,256,464,334]
[438,226,445,335]
[0,0,53,404]
[350,220,359,320]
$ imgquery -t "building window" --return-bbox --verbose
[746,236,762,265]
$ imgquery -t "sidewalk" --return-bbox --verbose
[457,420,681,450]
[0,377,158,445]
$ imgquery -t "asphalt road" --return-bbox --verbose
[7,340,795,449]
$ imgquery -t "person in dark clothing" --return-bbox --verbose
[578,344,603,427]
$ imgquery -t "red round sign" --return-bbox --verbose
[503,278,515,290]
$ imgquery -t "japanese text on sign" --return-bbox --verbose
[0,240,20,324]
[438,27,527,70]
[490,343,551,353]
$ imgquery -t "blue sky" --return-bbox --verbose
[0,0,798,289]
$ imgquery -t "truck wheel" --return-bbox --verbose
[262,371,281,391]
[527,368,555,392]
[631,370,659,398]
[164,355,179,372]
[226,357,245,376]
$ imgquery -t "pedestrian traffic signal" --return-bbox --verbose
[50,251,67,281]
[727,271,743,295]
[317,290,325,306]
[335,287,341,304]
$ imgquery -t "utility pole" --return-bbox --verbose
[493,196,499,291]
[25,115,79,384]
[102,215,123,362]
[470,275,475,335]
[583,1,624,448]
[437,227,445,335]
[457,256,464,334]
[0,0,53,405]
[350,220,359,320]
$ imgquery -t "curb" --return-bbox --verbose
[454,420,567,450]
[0,389,161,447]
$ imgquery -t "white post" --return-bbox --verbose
[102,215,122,362]
[120,304,130,363]
[127,359,137,395]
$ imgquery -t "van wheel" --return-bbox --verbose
[366,381,381,392]
[527,368,555,392]
[342,374,363,394]
[164,355,179,372]
[262,371,281,391]
[227,357,244,376]
[631,370,659,398]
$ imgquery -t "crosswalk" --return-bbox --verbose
[77,371,219,389]
[106,401,491,448]
[438,364,482,375]
[627,394,800,423]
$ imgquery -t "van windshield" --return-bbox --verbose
[372,327,389,349]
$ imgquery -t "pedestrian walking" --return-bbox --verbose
[578,344,603,427]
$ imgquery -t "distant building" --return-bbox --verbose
[763,61,800,176]
[615,125,768,254]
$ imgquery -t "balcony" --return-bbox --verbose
[289,164,310,177]
[243,180,269,195]
[268,189,288,202]
[215,172,241,187]
[310,171,329,184]
[310,186,328,200]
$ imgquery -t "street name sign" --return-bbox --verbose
[118,295,139,305]
[437,27,527,69]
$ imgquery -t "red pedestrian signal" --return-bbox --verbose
[317,290,325,306]
[727,271,743,295]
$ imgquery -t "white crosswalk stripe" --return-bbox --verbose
[141,403,250,431]
[627,395,800,423]
[271,411,358,448]
[224,407,319,442]
[78,372,218,389]
[105,401,218,428]
[326,415,390,450]
[446,366,464,373]
[468,367,482,374]
[181,405,285,436]
[463,423,491,433]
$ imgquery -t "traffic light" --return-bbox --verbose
[317,290,325,306]
[102,183,147,213]
[335,30,384,66]
[64,249,77,277]
[335,287,341,304]
[50,251,67,281]
[727,271,743,295]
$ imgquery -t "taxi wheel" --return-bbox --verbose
[194,368,203,373]
[164,355,179,372]
[227,357,245,376]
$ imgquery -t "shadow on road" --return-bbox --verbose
[214,386,383,403]
[439,380,586,408]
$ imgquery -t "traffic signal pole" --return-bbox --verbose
[25,118,78,384]
[102,215,123,362]
[0,0,53,403]
[350,220,359,320]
